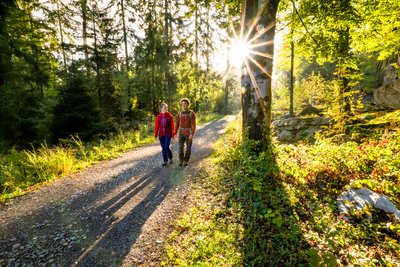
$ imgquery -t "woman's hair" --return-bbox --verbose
[160,103,168,109]
[180,98,190,106]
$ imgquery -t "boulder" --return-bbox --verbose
[272,116,331,142]
[337,188,400,221]
[277,130,294,141]
[298,104,322,116]
[374,80,400,109]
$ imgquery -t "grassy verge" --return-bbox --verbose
[163,115,400,266]
[0,125,154,202]
[0,113,223,203]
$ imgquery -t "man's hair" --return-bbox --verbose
[180,98,190,106]
[160,103,168,109]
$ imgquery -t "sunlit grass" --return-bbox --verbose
[0,123,154,202]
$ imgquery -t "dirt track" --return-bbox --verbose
[0,115,235,267]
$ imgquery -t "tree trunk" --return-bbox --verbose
[28,8,44,99]
[225,45,230,114]
[241,0,280,149]
[289,39,294,117]
[194,2,198,64]
[81,0,89,71]
[93,18,101,100]
[337,30,352,116]
[337,0,352,116]
[121,0,129,71]
[163,0,170,101]
[56,1,67,73]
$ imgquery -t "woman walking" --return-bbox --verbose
[154,103,175,166]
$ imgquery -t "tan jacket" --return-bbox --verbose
[175,110,196,136]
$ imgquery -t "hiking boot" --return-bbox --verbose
[162,162,168,166]
[183,162,188,167]
[178,160,183,166]
[169,158,174,164]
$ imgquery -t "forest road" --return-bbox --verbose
[0,115,236,267]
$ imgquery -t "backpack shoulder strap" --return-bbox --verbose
[189,110,193,121]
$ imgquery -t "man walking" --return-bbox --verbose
[175,98,196,166]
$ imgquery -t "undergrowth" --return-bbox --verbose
[163,115,400,266]
[0,125,153,202]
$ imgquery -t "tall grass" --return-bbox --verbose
[0,124,154,202]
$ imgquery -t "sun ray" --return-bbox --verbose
[240,0,247,41]
[247,21,276,44]
[243,58,269,118]
[243,0,270,43]
[249,50,274,59]
[247,56,272,78]
[249,40,274,49]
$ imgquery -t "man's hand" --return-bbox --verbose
[189,134,193,140]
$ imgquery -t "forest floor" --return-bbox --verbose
[0,115,236,267]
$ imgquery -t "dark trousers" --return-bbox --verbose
[178,134,192,163]
[159,135,172,162]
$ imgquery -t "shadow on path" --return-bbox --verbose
[0,116,235,266]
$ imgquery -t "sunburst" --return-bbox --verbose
[228,1,276,118]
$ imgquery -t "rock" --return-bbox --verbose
[374,80,400,109]
[298,104,322,116]
[277,130,293,141]
[272,116,330,142]
[337,188,400,221]
[12,243,21,250]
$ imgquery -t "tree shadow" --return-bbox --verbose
[226,142,310,266]
[70,170,171,266]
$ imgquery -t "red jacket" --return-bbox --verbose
[154,112,175,138]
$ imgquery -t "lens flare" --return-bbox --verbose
[230,39,251,67]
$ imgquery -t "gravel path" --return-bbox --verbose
[0,115,235,267]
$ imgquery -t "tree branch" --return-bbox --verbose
[290,0,319,46]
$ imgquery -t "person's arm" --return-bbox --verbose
[174,112,180,137]
[154,116,159,138]
[169,113,175,138]
[190,111,196,138]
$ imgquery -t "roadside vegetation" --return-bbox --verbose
[0,123,153,202]
[163,112,400,266]
[0,113,225,202]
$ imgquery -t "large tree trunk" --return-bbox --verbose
[241,0,280,149]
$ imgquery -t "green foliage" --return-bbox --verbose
[274,134,400,266]
[0,122,154,202]
[164,113,400,266]
[273,72,334,114]
[352,0,400,62]
[275,0,399,119]
[0,0,58,150]
[53,65,109,141]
